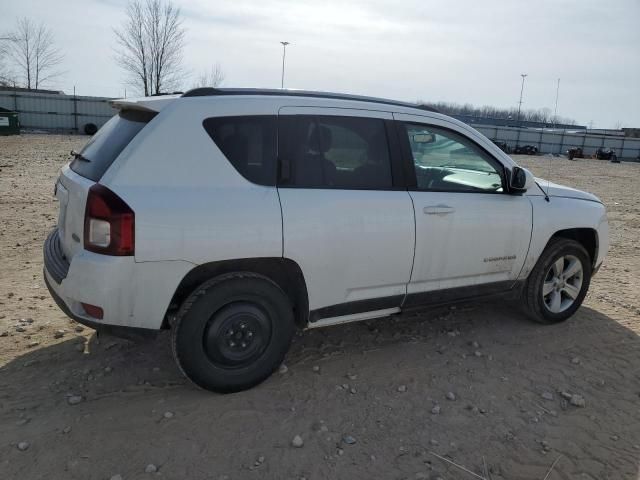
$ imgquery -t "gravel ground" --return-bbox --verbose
[1,135,639,480]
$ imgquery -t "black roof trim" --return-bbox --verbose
[182,88,439,113]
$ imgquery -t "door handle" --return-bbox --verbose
[423,205,455,215]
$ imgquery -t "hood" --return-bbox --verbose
[529,178,602,203]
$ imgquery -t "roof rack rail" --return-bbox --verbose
[181,87,439,113]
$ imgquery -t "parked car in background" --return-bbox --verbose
[491,140,511,153]
[567,147,584,160]
[44,88,609,393]
[513,145,539,155]
[596,148,617,161]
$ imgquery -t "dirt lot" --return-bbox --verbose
[1,134,639,480]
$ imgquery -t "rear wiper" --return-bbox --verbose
[70,150,91,162]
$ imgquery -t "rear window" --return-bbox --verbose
[70,109,156,181]
[202,116,277,186]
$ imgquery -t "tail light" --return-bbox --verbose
[84,184,134,256]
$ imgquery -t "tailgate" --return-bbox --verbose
[55,164,95,260]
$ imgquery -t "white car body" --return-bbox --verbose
[44,89,608,336]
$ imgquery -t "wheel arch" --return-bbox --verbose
[548,228,598,267]
[165,257,309,329]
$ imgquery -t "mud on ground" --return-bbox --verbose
[1,135,639,479]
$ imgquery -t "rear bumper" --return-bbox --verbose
[44,270,156,340]
[43,228,195,334]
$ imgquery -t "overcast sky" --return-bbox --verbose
[1,0,638,128]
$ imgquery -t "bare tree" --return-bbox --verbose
[4,18,63,89]
[0,40,14,86]
[114,0,185,96]
[193,63,225,88]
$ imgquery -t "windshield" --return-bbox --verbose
[70,109,156,181]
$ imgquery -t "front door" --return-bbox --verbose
[394,113,533,305]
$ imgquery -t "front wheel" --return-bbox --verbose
[172,273,295,393]
[522,238,592,324]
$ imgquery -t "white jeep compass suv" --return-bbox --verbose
[44,88,609,392]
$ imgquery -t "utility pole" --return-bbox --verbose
[516,74,528,126]
[280,41,290,89]
[553,78,560,128]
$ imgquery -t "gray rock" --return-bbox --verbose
[104,366,113,373]
[291,435,304,448]
[569,394,586,407]
[346,373,357,380]
[349,387,357,394]
[145,464,157,473]
[17,441,29,451]
[397,385,407,393]
[474,350,482,357]
[15,326,27,332]
[571,357,581,364]
[431,405,441,415]
[54,330,65,339]
[62,426,72,434]
[163,411,174,419]
[541,392,554,401]
[560,391,573,400]
[74,325,84,333]
[312,421,328,433]
[446,392,456,401]
[278,364,288,374]
[110,475,123,480]
[67,395,83,405]
[342,435,357,445]
[312,365,320,373]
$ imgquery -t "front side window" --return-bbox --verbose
[279,115,393,189]
[203,115,277,186]
[403,123,504,192]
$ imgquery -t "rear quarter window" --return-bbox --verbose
[202,116,277,186]
[70,109,156,181]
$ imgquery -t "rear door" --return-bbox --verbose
[394,113,533,304]
[277,107,415,322]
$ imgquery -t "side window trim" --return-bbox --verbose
[394,120,509,194]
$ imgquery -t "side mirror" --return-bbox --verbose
[510,166,535,193]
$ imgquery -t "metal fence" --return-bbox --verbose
[0,90,116,133]
[473,124,640,160]
[1,89,638,161]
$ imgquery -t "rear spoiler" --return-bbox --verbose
[109,95,180,113]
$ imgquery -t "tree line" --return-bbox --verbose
[419,101,578,126]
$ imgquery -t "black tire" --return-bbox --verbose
[172,272,295,393]
[522,238,592,324]
[84,123,98,135]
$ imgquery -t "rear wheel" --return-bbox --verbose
[522,238,592,324]
[172,273,295,393]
